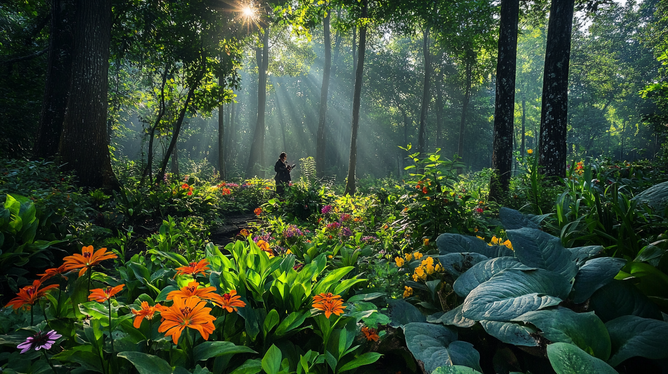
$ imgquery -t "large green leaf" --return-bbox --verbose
[453,257,533,298]
[462,269,571,321]
[546,343,617,374]
[513,307,610,360]
[571,257,626,304]
[404,323,482,373]
[568,245,604,266]
[429,305,476,328]
[337,352,382,372]
[605,315,668,366]
[435,253,490,279]
[118,351,172,374]
[433,366,483,374]
[506,228,578,281]
[499,207,548,230]
[388,299,426,327]
[589,280,662,322]
[193,341,256,362]
[616,261,668,304]
[261,344,282,374]
[480,320,539,347]
[229,359,262,374]
[436,233,514,258]
[632,180,668,213]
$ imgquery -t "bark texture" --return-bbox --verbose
[539,0,575,178]
[58,0,117,189]
[490,0,520,201]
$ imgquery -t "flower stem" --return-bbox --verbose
[41,349,57,374]
[108,298,114,374]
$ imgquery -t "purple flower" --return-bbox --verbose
[340,227,353,237]
[361,236,377,242]
[284,224,304,238]
[321,205,333,215]
[326,222,340,231]
[17,330,61,354]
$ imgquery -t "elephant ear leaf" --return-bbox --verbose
[462,268,571,322]
[589,280,662,322]
[571,257,626,304]
[453,257,534,298]
[436,233,513,258]
[480,320,539,347]
[499,207,549,230]
[547,343,617,374]
[506,228,578,281]
[435,253,489,279]
[429,305,476,328]
[513,307,610,361]
[404,322,482,373]
[433,366,483,374]
[606,315,668,367]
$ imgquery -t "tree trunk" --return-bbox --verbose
[435,67,444,151]
[36,0,74,160]
[141,67,169,185]
[58,0,117,189]
[539,0,575,178]
[521,96,526,155]
[490,0,519,201]
[218,100,226,180]
[246,27,270,178]
[316,12,332,177]
[417,27,431,156]
[457,56,473,173]
[344,0,367,196]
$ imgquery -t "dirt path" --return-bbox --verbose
[210,213,258,248]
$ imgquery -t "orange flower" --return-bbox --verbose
[422,187,428,194]
[312,292,346,318]
[158,296,216,344]
[5,280,59,310]
[256,240,274,258]
[181,183,189,189]
[221,188,231,195]
[131,301,158,328]
[175,259,210,277]
[88,284,125,303]
[239,229,250,237]
[361,326,380,342]
[218,290,246,312]
[254,207,262,216]
[62,245,118,277]
[37,264,68,282]
[167,281,225,305]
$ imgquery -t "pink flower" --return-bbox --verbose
[17,330,61,353]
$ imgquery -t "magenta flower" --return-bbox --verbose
[17,330,62,353]
[321,205,333,215]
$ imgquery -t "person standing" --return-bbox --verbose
[274,152,293,196]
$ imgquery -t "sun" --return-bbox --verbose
[236,1,260,29]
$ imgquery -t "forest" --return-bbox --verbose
[0,0,667,373]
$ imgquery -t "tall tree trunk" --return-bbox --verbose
[36,0,74,159]
[316,12,332,177]
[58,0,117,189]
[521,95,526,154]
[457,56,473,173]
[539,0,575,178]
[218,100,226,180]
[142,67,169,185]
[490,0,520,201]
[344,0,367,196]
[435,67,444,151]
[246,27,270,178]
[417,27,431,156]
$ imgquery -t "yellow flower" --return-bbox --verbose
[476,235,485,241]
[413,267,426,281]
[286,249,292,254]
[395,257,405,267]
[421,257,434,267]
[527,149,533,154]
[405,253,413,262]
[423,238,430,246]
[403,286,413,298]
[435,263,444,272]
[491,236,500,245]
[425,264,435,275]
[503,240,513,250]
[328,255,333,259]
[413,252,423,260]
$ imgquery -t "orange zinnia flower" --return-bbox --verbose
[158,296,216,344]
[37,264,68,282]
[175,259,210,277]
[239,229,250,237]
[361,326,380,342]
[256,240,274,258]
[254,207,262,216]
[62,245,117,277]
[167,281,225,305]
[218,290,246,313]
[131,301,158,328]
[88,284,125,303]
[5,280,59,310]
[312,292,346,318]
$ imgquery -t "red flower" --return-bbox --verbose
[254,207,262,216]
[422,187,428,194]
[181,183,189,189]
[475,207,484,214]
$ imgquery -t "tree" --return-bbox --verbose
[246,26,270,178]
[538,0,575,178]
[58,0,117,189]
[489,0,520,201]
[316,8,332,177]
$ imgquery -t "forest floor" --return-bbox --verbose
[210,213,258,248]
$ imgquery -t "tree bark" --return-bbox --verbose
[246,27,270,178]
[417,27,431,156]
[539,0,575,178]
[35,0,74,160]
[344,0,367,196]
[490,0,519,201]
[58,0,117,189]
[316,12,332,177]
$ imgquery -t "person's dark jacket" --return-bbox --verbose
[274,159,291,184]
